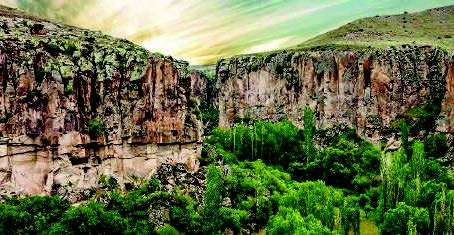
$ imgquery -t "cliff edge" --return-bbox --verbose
[0,6,202,197]
[215,47,454,144]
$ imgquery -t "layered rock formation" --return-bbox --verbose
[1,5,454,198]
[215,47,454,141]
[0,8,202,196]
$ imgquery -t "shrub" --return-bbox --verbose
[88,119,106,138]
[64,85,75,95]
[157,224,179,235]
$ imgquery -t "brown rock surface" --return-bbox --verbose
[439,58,454,133]
[0,9,202,196]
[215,48,453,142]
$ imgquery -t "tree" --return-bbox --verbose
[267,207,329,235]
[359,194,372,217]
[52,202,126,235]
[341,196,360,235]
[279,181,336,229]
[381,202,430,235]
[424,133,448,159]
[203,164,223,233]
[400,119,410,158]
[364,205,374,218]
[434,188,454,234]
[0,196,70,234]
[157,224,179,235]
[303,106,316,163]
[170,192,202,234]
[380,151,407,219]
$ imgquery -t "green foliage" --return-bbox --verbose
[99,175,119,190]
[64,84,75,95]
[206,121,381,190]
[400,119,410,157]
[381,202,430,235]
[199,101,219,133]
[223,160,291,229]
[267,207,330,235]
[380,150,407,218]
[52,202,127,235]
[377,138,454,233]
[279,181,336,229]
[304,106,316,163]
[206,120,304,170]
[433,188,454,234]
[233,114,243,124]
[170,193,201,233]
[317,136,380,190]
[203,164,223,233]
[200,68,216,80]
[341,196,360,235]
[393,101,443,136]
[187,98,197,109]
[359,194,371,209]
[425,133,448,159]
[0,112,13,123]
[157,224,179,235]
[26,89,41,102]
[0,196,70,234]
[219,207,248,232]
[88,119,106,138]
[299,6,454,50]
[64,42,78,56]
[0,114,451,235]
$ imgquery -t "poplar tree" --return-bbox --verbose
[303,106,315,163]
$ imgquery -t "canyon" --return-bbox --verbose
[0,6,453,197]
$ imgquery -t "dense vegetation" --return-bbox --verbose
[0,107,452,234]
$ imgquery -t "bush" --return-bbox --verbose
[157,224,179,235]
[88,119,106,138]
[267,207,329,235]
[425,133,448,159]
[381,202,430,235]
[64,85,75,95]
[55,202,126,234]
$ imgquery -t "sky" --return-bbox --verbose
[2,0,454,64]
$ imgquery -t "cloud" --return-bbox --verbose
[1,0,453,64]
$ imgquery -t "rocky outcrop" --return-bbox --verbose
[440,58,454,133]
[0,8,202,196]
[215,47,454,142]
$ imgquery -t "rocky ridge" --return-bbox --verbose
[0,6,204,196]
[214,47,454,144]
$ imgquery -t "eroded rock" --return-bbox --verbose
[0,9,203,197]
[214,48,454,143]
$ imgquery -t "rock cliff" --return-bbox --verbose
[215,47,454,142]
[0,7,202,196]
[1,5,454,197]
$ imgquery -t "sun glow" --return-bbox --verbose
[2,0,453,64]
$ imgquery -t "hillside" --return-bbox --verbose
[298,5,454,50]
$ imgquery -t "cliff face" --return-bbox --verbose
[0,10,202,196]
[215,47,454,141]
[1,6,454,198]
